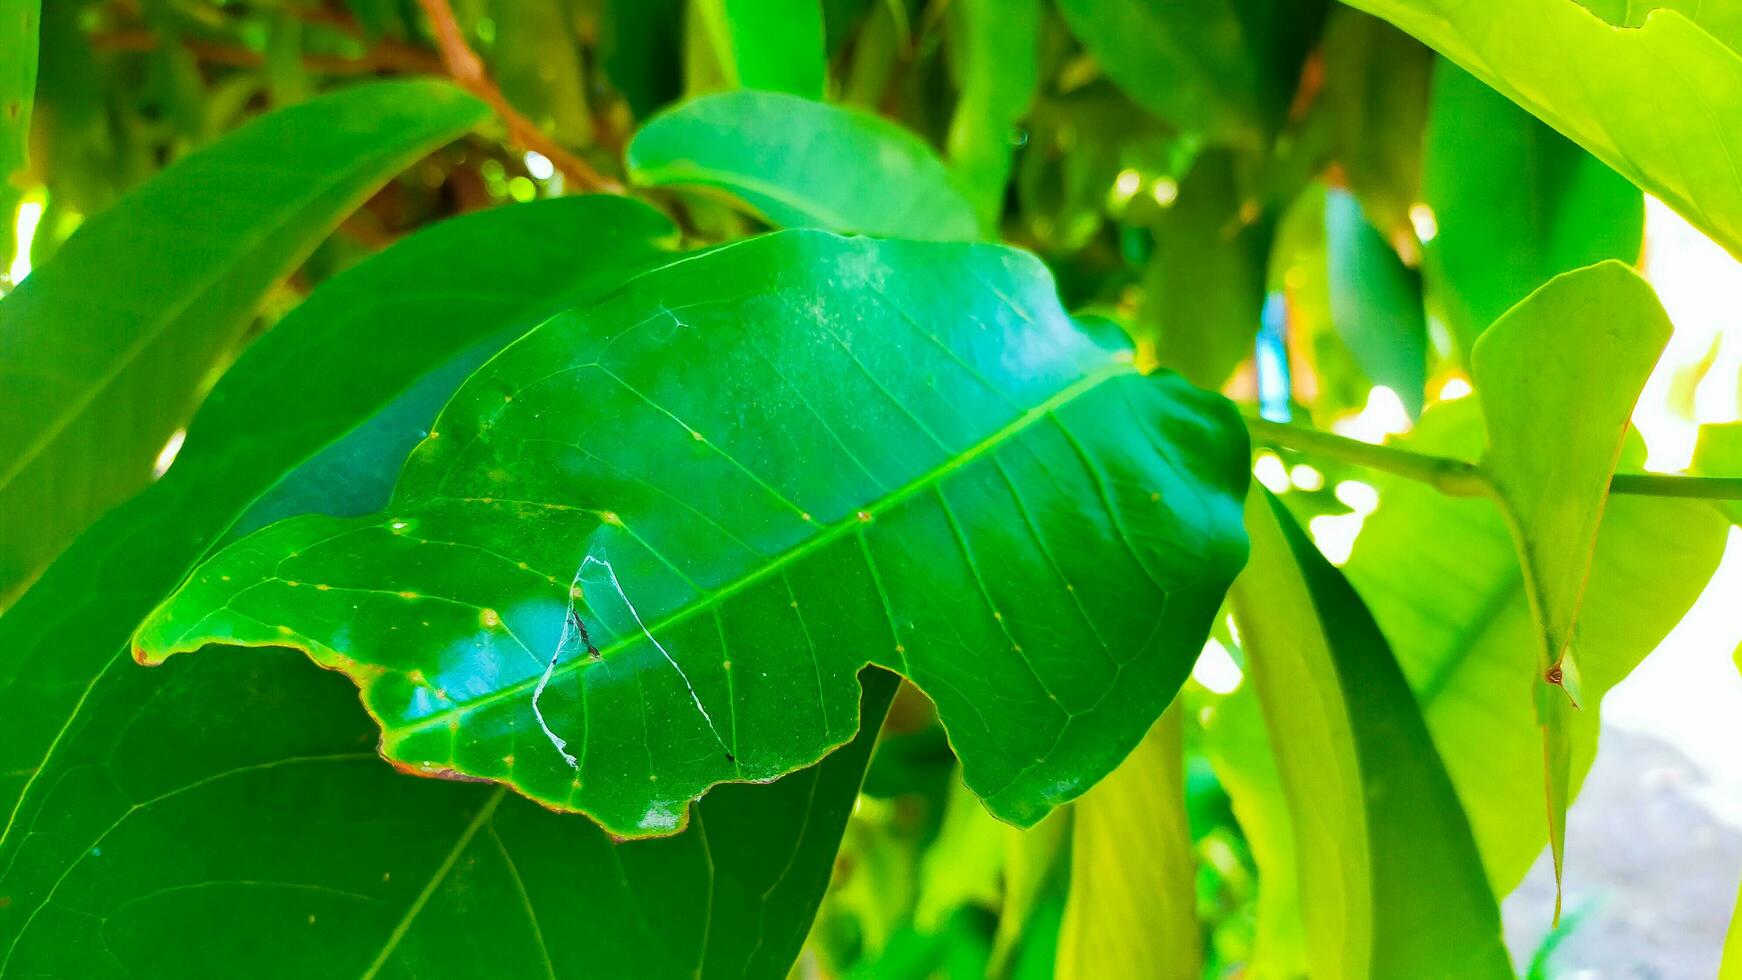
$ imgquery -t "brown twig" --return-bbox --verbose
[414,0,622,194]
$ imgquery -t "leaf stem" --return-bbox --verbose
[1245,416,1742,501]
[415,0,624,195]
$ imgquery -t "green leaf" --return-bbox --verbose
[1056,701,1200,980]
[1343,398,1728,891]
[1422,59,1643,354]
[600,0,685,119]
[1139,149,1274,389]
[1470,260,1672,909]
[1319,8,1433,240]
[1342,0,1742,260]
[1693,421,1742,526]
[1230,489,1512,979]
[0,645,895,978]
[1325,187,1427,416]
[135,230,1252,839]
[987,810,1068,977]
[3,197,896,977]
[0,79,488,605]
[1053,0,1325,146]
[1203,684,1308,978]
[489,0,594,144]
[693,0,828,99]
[945,0,1040,230]
[1,0,39,183]
[627,90,981,240]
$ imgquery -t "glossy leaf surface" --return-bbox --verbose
[1056,702,1199,979]
[1,197,896,978]
[627,90,981,241]
[1470,260,1671,902]
[0,80,487,604]
[136,230,1252,839]
[1344,398,1727,891]
[1231,490,1511,979]
[1344,0,1742,259]
[1423,60,1643,354]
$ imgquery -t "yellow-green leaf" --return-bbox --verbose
[1056,701,1199,980]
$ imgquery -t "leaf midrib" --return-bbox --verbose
[392,361,1138,735]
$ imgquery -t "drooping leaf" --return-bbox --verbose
[1,0,38,184]
[1138,148,1274,389]
[1422,59,1643,354]
[1343,398,1727,891]
[135,230,1252,839]
[1324,187,1427,416]
[627,90,981,240]
[1053,0,1326,147]
[1343,0,1742,260]
[1470,260,1672,909]
[692,0,828,99]
[1319,8,1433,241]
[987,809,1068,977]
[1056,700,1200,980]
[1,197,901,977]
[1230,489,1512,978]
[489,0,594,144]
[945,0,1040,231]
[0,80,489,605]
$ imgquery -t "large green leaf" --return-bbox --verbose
[1343,398,1728,892]
[0,646,894,978]
[1342,0,1742,260]
[945,0,1040,231]
[1056,702,1199,979]
[1230,490,1511,979]
[0,79,488,605]
[1,0,38,184]
[2,197,898,977]
[135,230,1252,839]
[1319,7,1432,240]
[1422,60,1643,354]
[627,90,981,241]
[1470,260,1672,907]
[693,0,828,99]
[1053,0,1325,146]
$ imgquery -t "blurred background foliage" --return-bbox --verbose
[5,0,1740,976]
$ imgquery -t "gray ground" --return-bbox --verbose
[1504,726,1742,978]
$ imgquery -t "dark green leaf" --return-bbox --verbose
[1053,0,1325,146]
[1423,59,1643,354]
[135,230,1252,839]
[1319,8,1433,240]
[0,80,489,604]
[627,90,981,240]
[1230,489,1511,978]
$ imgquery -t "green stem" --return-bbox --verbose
[1245,416,1742,501]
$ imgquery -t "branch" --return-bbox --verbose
[413,0,622,194]
[1245,415,1742,501]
